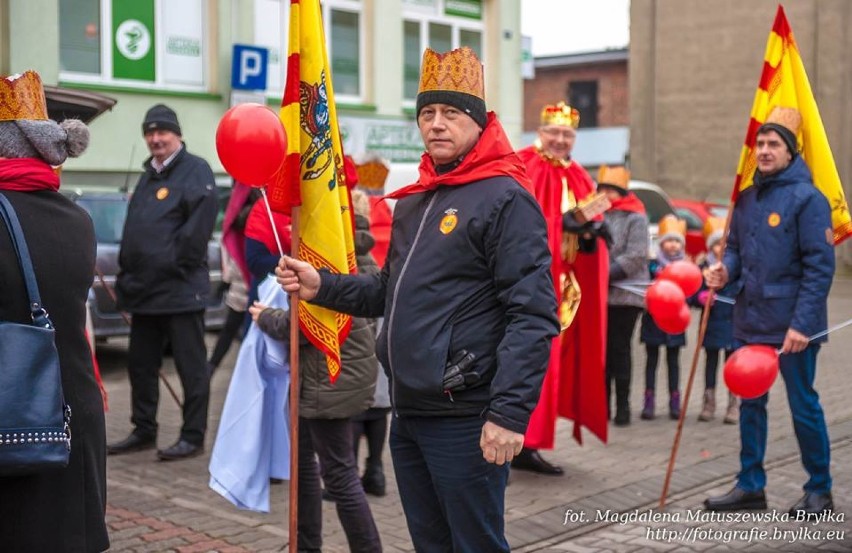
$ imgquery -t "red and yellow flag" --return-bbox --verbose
[271,0,356,382]
[733,5,851,244]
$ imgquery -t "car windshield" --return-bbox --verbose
[709,205,729,219]
[631,188,675,224]
[76,196,128,244]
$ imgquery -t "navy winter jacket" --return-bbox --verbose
[723,156,834,345]
[312,177,559,434]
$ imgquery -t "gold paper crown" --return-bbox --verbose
[658,214,687,239]
[597,165,630,190]
[417,47,484,100]
[703,216,725,239]
[541,102,580,128]
[0,70,48,122]
[355,160,390,191]
[764,106,802,136]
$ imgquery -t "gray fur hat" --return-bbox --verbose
[0,118,89,165]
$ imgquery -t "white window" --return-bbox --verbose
[59,0,210,92]
[402,0,483,103]
[254,0,364,103]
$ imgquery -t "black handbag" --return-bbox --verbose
[0,193,71,475]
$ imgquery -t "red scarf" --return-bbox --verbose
[608,193,646,214]
[0,158,61,192]
[386,112,532,200]
[244,197,292,256]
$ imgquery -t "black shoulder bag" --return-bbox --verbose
[0,193,71,475]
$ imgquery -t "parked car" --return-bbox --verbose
[65,189,227,342]
[671,198,729,258]
[627,180,677,258]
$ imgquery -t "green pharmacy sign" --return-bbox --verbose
[112,0,155,81]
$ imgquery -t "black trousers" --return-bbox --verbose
[207,306,247,370]
[606,305,642,409]
[127,311,209,445]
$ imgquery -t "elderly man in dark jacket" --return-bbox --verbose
[276,46,558,553]
[110,104,219,461]
[704,107,835,516]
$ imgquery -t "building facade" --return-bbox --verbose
[630,0,852,266]
[1,0,523,191]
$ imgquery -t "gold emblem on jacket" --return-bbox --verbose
[440,208,458,235]
[156,187,169,200]
[767,212,781,227]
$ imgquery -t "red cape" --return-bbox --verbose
[517,146,610,446]
[368,196,392,268]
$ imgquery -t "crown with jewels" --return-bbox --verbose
[417,46,484,100]
[0,70,48,122]
[540,102,580,128]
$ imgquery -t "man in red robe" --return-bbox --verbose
[514,102,610,475]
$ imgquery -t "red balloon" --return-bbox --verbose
[653,303,691,334]
[659,260,703,297]
[724,345,780,399]
[216,103,287,186]
[646,279,686,322]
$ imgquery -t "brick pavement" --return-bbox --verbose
[99,278,852,551]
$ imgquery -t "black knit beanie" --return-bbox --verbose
[416,90,487,129]
[757,123,797,155]
[142,104,182,136]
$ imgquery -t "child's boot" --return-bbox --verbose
[640,389,655,420]
[361,460,386,497]
[723,393,739,424]
[669,390,681,420]
[698,388,716,421]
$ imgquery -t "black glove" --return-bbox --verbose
[442,350,478,393]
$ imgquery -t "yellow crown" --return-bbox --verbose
[597,165,630,190]
[355,160,390,191]
[0,70,48,122]
[659,214,687,238]
[541,102,580,128]
[703,216,725,239]
[417,47,484,100]
[765,106,802,136]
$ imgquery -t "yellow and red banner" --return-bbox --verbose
[733,5,851,244]
[271,0,356,382]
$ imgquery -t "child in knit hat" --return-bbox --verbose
[689,217,739,424]
[640,215,688,420]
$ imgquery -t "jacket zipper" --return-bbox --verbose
[386,192,438,417]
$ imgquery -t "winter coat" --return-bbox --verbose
[116,146,219,314]
[0,190,109,552]
[605,209,649,308]
[255,307,377,420]
[723,156,834,344]
[313,177,559,434]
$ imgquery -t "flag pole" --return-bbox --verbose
[287,206,301,553]
[659,207,734,508]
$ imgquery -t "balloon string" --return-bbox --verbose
[611,282,734,305]
[776,316,852,354]
[260,187,285,257]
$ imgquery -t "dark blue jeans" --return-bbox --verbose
[298,417,381,553]
[737,344,832,494]
[390,415,510,553]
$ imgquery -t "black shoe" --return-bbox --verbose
[362,468,387,497]
[704,487,767,511]
[614,408,631,426]
[511,448,564,475]
[107,433,156,455]
[788,492,833,517]
[157,439,203,461]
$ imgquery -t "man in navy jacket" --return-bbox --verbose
[703,107,835,516]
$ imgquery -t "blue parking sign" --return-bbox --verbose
[231,45,269,91]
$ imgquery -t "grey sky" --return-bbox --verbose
[520,0,630,57]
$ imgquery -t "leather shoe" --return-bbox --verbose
[107,433,156,455]
[511,448,564,476]
[704,486,767,511]
[789,492,833,517]
[157,439,203,461]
